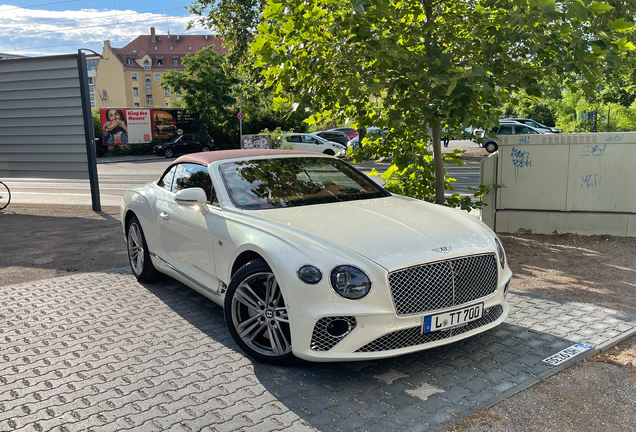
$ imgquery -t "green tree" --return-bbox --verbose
[160,47,239,147]
[250,0,634,206]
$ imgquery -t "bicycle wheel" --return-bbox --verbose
[0,181,10,211]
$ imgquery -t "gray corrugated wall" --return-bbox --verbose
[0,55,89,179]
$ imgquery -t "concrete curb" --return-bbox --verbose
[97,155,160,164]
[433,316,636,432]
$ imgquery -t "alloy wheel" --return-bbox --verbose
[127,222,145,275]
[165,149,174,158]
[230,272,291,357]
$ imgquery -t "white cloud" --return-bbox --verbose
[0,5,211,56]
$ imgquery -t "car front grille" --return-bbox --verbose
[388,253,498,316]
[310,316,357,351]
[355,305,503,353]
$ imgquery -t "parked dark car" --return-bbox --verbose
[329,127,359,140]
[314,130,350,146]
[154,132,215,158]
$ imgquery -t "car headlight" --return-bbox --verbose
[330,265,372,299]
[297,265,322,284]
[494,237,506,269]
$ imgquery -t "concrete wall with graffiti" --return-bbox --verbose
[480,132,636,237]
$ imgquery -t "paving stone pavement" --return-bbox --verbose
[2,269,636,432]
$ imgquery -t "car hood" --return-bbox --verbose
[251,196,495,271]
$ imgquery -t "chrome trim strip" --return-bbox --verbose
[150,252,222,296]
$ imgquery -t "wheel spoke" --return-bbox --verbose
[235,285,263,314]
[136,251,144,270]
[237,282,265,311]
[265,274,277,306]
[130,226,140,247]
[237,314,265,343]
[268,323,290,355]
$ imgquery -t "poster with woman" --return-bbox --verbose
[101,109,129,144]
[100,108,153,145]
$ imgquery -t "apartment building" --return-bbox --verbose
[95,27,226,108]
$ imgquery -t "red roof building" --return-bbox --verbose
[95,27,226,108]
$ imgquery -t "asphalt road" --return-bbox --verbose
[4,144,482,207]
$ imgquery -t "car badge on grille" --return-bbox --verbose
[432,246,452,253]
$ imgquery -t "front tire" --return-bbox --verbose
[126,215,160,282]
[164,148,174,158]
[201,146,210,152]
[225,259,294,364]
[485,141,498,153]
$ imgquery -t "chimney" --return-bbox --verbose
[167,30,171,38]
[150,27,156,43]
[103,40,110,59]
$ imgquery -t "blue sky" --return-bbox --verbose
[0,0,212,56]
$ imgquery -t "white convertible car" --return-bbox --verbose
[122,149,512,364]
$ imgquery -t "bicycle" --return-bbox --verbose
[0,181,10,211]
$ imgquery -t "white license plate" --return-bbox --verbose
[422,303,484,334]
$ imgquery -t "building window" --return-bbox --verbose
[132,49,137,54]
[166,103,169,107]
[145,78,151,88]
[188,46,192,50]
[89,85,94,93]
[87,77,94,85]
[90,93,95,102]
[144,61,150,70]
[133,87,139,96]
[91,101,96,107]
[126,58,131,65]
[216,46,220,51]
[157,59,163,66]
[173,58,178,65]
[132,73,137,81]
[170,46,173,50]
[154,46,157,51]
[134,103,140,107]
[164,88,169,96]
[146,96,153,105]
[155,73,160,82]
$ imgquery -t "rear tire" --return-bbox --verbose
[225,259,295,365]
[323,149,335,156]
[126,215,160,282]
[0,181,10,211]
[485,142,498,153]
[202,146,210,152]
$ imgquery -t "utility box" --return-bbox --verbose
[481,132,636,237]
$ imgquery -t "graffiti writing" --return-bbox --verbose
[581,144,607,157]
[518,136,530,144]
[511,147,532,181]
[605,134,623,142]
[581,174,601,189]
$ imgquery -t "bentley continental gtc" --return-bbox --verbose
[122,149,512,364]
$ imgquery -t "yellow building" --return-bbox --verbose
[95,27,226,108]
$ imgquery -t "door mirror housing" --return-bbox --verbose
[175,188,208,214]
[367,175,386,188]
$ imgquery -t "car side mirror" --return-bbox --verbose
[175,188,208,214]
[367,175,386,188]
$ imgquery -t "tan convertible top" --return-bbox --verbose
[174,149,317,165]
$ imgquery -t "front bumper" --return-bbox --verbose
[287,269,511,362]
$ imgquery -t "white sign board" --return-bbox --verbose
[241,134,271,149]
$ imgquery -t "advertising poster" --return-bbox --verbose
[101,108,197,145]
[100,108,152,145]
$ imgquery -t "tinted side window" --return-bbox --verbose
[499,125,513,134]
[518,126,531,134]
[173,163,213,203]
[158,166,177,192]
[287,135,301,143]
[302,135,317,144]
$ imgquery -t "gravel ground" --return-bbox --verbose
[1,204,635,432]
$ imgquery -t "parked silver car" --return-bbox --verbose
[480,121,550,153]
[501,118,562,134]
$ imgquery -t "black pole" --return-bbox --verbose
[607,107,611,132]
[593,109,597,132]
[77,51,101,211]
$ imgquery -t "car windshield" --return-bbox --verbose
[219,157,387,210]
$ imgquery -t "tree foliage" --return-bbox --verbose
[250,0,634,207]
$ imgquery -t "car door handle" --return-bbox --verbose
[160,212,169,221]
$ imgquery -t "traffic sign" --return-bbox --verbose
[237,112,244,120]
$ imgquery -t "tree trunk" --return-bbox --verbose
[432,128,445,205]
